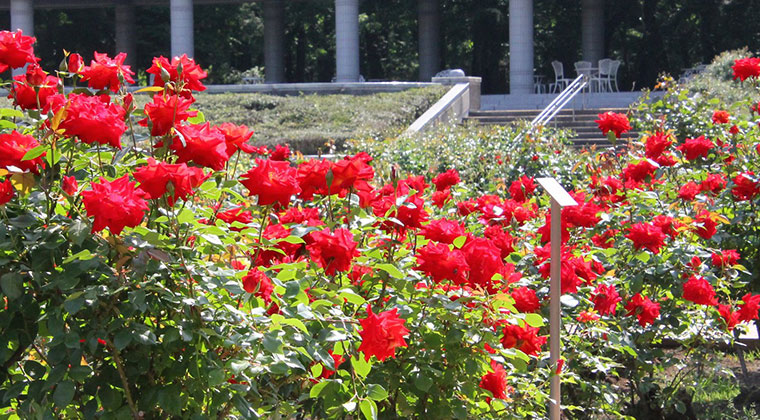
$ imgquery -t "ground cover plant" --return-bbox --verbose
[1,31,760,419]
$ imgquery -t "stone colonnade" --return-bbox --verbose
[6,0,603,91]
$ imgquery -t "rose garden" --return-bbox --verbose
[1,30,760,419]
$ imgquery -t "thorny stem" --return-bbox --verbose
[105,337,140,419]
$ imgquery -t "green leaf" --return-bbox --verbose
[21,145,46,161]
[452,235,467,249]
[68,219,90,246]
[177,208,195,224]
[113,329,132,351]
[0,108,24,118]
[208,368,226,387]
[414,372,432,392]
[376,263,404,279]
[53,380,75,407]
[0,272,23,299]
[281,318,308,333]
[339,289,366,306]
[68,365,91,382]
[366,384,388,401]
[360,399,378,420]
[352,354,371,379]
[635,251,651,264]
[310,380,330,398]
[279,235,306,244]
[187,110,205,124]
[524,313,545,327]
[63,249,93,264]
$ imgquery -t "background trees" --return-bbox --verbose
[6,0,760,93]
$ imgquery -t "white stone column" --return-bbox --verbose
[10,0,33,35]
[581,0,604,64]
[335,0,360,82]
[170,0,194,58]
[509,0,534,94]
[115,2,136,67]
[418,0,439,81]
[10,0,33,76]
[263,0,285,83]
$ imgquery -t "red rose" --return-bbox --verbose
[732,57,760,81]
[625,222,667,254]
[462,237,505,292]
[645,132,672,159]
[625,293,660,327]
[133,158,208,205]
[731,172,759,201]
[500,324,546,356]
[81,175,148,235]
[357,305,409,362]
[592,284,622,315]
[432,169,461,191]
[483,225,515,259]
[0,177,14,205]
[316,350,346,380]
[479,360,510,401]
[682,275,718,306]
[255,224,302,266]
[296,159,331,201]
[330,152,374,193]
[718,304,740,331]
[146,54,207,97]
[676,136,714,160]
[738,293,760,322]
[0,130,44,174]
[269,144,291,161]
[139,94,197,136]
[431,188,451,207]
[693,211,717,240]
[622,160,658,185]
[218,122,254,155]
[652,214,680,239]
[80,52,135,92]
[712,110,730,124]
[678,181,700,201]
[62,175,78,196]
[577,310,601,323]
[595,111,631,138]
[166,123,230,170]
[508,175,536,202]
[306,228,359,275]
[242,269,274,303]
[54,93,127,148]
[216,207,253,231]
[562,192,602,228]
[67,53,83,73]
[415,242,469,285]
[240,158,301,207]
[420,218,466,244]
[8,64,60,110]
[711,249,739,268]
[511,286,540,313]
[699,173,726,194]
[591,229,618,248]
[279,206,323,226]
[348,264,373,286]
[0,30,37,73]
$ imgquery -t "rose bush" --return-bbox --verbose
[2,32,760,419]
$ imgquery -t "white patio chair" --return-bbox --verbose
[549,61,573,93]
[574,61,595,91]
[597,58,613,92]
[609,60,621,92]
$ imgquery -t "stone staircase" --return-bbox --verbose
[464,108,638,148]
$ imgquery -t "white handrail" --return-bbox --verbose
[513,75,587,144]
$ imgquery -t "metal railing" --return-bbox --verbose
[512,74,587,144]
[531,74,587,127]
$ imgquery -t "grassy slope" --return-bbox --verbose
[190,86,447,154]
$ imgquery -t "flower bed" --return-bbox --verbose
[1,31,760,418]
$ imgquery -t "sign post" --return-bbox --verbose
[536,177,577,420]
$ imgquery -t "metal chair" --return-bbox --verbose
[609,60,621,92]
[596,58,613,92]
[549,61,573,93]
[574,61,594,91]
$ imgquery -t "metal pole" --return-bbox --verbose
[549,198,561,420]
